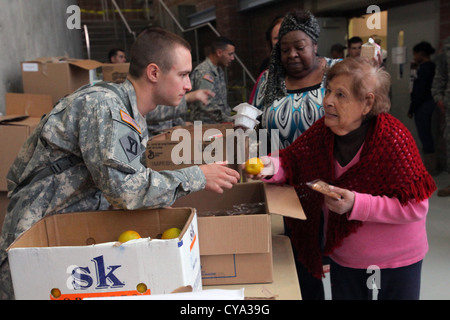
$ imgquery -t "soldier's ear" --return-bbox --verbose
[146,63,159,83]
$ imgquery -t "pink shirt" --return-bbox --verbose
[264,150,429,269]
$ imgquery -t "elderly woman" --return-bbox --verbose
[249,10,341,149]
[250,58,436,300]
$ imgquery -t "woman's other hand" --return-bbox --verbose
[324,185,355,215]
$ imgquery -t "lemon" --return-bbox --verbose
[161,227,181,239]
[136,283,148,294]
[118,230,141,243]
[51,288,61,299]
[245,157,264,175]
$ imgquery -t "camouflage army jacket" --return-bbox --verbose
[189,58,232,124]
[432,37,450,104]
[0,80,206,285]
[146,99,187,137]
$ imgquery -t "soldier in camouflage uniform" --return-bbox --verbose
[188,37,235,124]
[0,28,240,300]
[432,36,450,197]
[147,89,214,137]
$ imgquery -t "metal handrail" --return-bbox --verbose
[83,25,91,60]
[111,0,137,41]
[158,0,255,84]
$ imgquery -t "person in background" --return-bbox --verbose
[146,89,215,137]
[408,41,438,175]
[108,48,127,64]
[0,27,240,300]
[259,15,284,73]
[330,43,346,59]
[347,36,363,58]
[248,58,436,300]
[249,9,341,300]
[432,36,450,197]
[189,37,236,124]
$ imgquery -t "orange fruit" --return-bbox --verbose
[118,230,141,243]
[245,157,264,175]
[161,227,181,239]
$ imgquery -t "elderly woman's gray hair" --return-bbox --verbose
[326,57,391,116]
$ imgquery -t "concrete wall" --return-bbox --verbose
[0,0,83,115]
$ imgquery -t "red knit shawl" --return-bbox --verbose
[279,113,436,279]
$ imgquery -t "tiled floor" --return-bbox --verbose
[421,172,450,300]
[323,171,450,300]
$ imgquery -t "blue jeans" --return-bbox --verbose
[330,259,423,300]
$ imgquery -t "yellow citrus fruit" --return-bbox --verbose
[245,157,264,175]
[161,227,181,239]
[136,283,148,294]
[51,288,61,299]
[118,230,141,243]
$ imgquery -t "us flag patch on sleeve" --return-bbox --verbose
[120,110,141,134]
[203,74,214,83]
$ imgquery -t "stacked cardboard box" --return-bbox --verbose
[101,63,130,83]
[21,57,103,104]
[0,93,53,191]
[146,123,247,174]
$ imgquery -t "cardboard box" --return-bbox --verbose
[0,93,53,191]
[102,63,129,83]
[146,123,246,172]
[7,207,201,300]
[22,57,103,104]
[173,182,305,285]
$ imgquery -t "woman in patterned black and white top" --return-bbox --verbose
[250,10,341,150]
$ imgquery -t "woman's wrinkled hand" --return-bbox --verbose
[324,185,355,215]
[241,156,276,180]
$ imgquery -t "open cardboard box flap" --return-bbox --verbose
[0,115,29,124]
[26,57,103,70]
[264,183,306,220]
[68,59,103,70]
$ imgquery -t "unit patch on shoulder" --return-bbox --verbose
[203,74,214,83]
[119,131,142,163]
[120,110,141,134]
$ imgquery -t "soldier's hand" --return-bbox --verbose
[186,89,215,105]
[200,162,240,194]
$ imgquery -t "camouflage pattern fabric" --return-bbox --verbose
[0,80,206,299]
[188,58,232,124]
[146,99,187,137]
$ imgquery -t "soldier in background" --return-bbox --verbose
[0,28,240,300]
[147,89,214,137]
[432,36,450,197]
[108,48,127,64]
[189,37,236,124]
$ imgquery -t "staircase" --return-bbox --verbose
[81,20,152,63]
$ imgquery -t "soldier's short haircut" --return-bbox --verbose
[210,36,235,53]
[129,27,191,78]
